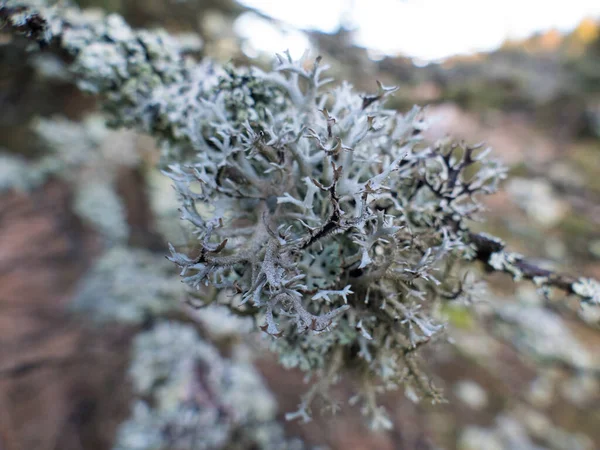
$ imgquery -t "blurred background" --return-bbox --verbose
[1,1,600,449]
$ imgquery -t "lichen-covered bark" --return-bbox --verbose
[469,231,600,305]
[1,0,213,152]
[2,0,599,435]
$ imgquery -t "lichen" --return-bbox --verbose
[0,153,38,191]
[489,251,524,281]
[71,247,181,323]
[73,180,129,243]
[572,277,600,305]
[115,321,310,450]
[459,409,594,450]
[160,52,506,424]
[4,0,599,433]
[494,303,594,371]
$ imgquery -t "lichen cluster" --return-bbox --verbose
[3,0,599,433]
[115,321,309,450]
[164,52,507,427]
[71,247,181,323]
[0,115,136,242]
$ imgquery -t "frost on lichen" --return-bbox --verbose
[114,321,309,450]
[71,247,181,323]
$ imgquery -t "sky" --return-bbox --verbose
[235,0,600,61]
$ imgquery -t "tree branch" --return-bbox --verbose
[469,231,600,306]
[0,1,204,147]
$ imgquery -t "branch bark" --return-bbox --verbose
[3,1,599,309]
[469,231,599,305]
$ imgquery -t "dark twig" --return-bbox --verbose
[468,231,598,305]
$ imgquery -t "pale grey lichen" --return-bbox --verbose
[115,321,310,450]
[532,276,549,287]
[489,251,524,281]
[0,115,132,246]
[190,303,255,342]
[30,115,135,241]
[4,0,599,432]
[158,51,504,425]
[71,247,181,323]
[55,10,189,133]
[33,115,112,161]
[494,303,594,372]
[0,153,42,191]
[506,177,568,227]
[2,0,217,149]
[147,168,196,245]
[161,52,507,425]
[73,180,129,242]
[459,409,594,450]
[454,380,488,410]
[572,277,600,305]
[1,114,136,190]
[0,133,73,193]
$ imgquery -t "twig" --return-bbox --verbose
[468,231,599,306]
